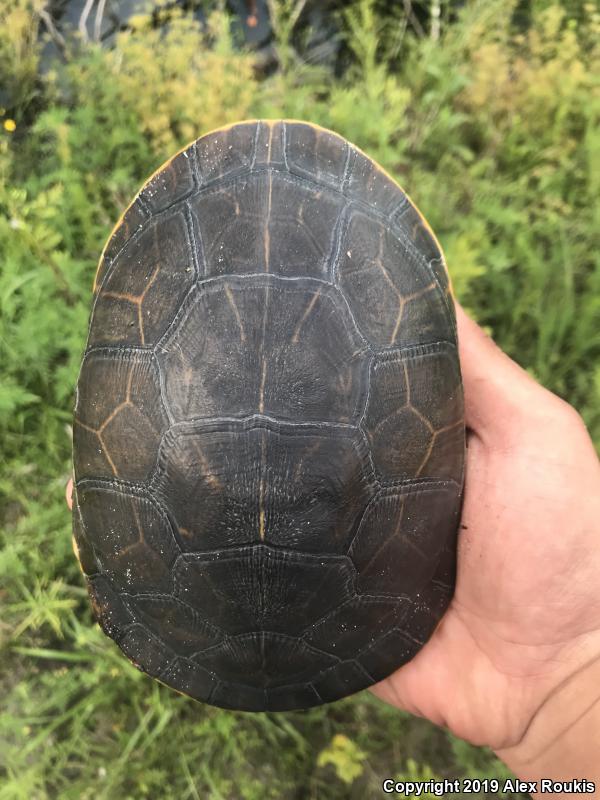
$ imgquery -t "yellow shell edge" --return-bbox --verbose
[94,119,452,297]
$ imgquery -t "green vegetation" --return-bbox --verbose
[1,1,598,797]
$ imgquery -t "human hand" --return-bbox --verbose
[66,305,600,780]
[371,303,600,783]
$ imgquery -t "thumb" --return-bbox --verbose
[454,302,542,439]
[65,477,73,510]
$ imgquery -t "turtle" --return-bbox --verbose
[72,120,465,712]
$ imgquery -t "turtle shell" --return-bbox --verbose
[72,120,464,712]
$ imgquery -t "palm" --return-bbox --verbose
[372,307,600,750]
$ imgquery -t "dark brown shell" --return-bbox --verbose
[72,120,464,711]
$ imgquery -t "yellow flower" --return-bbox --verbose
[3,119,16,132]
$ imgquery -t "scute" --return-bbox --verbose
[90,212,195,348]
[188,172,345,279]
[119,624,172,677]
[74,350,167,482]
[139,152,196,213]
[173,545,355,635]
[128,595,222,656]
[96,201,148,290]
[157,277,368,424]
[194,631,339,690]
[363,343,464,481]
[75,120,464,711]
[304,596,412,660]
[160,658,217,703]
[346,149,406,216]
[338,211,450,346]
[153,423,373,553]
[194,121,257,183]
[285,122,349,187]
[348,483,462,596]
[76,484,179,594]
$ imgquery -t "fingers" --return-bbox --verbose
[454,302,543,439]
[65,477,73,510]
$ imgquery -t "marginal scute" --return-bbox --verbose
[87,574,135,639]
[404,346,463,428]
[158,278,368,424]
[207,679,268,712]
[72,494,98,575]
[356,627,423,681]
[338,211,449,347]
[346,149,405,216]
[284,121,349,186]
[312,661,369,703]
[173,546,355,635]
[159,658,217,702]
[119,624,172,676]
[354,547,458,679]
[261,682,322,712]
[392,201,453,303]
[304,596,412,660]
[397,203,445,270]
[155,424,373,553]
[127,595,222,655]
[430,537,457,594]
[73,424,110,486]
[90,212,193,348]
[194,121,258,183]
[139,149,196,213]
[253,120,286,168]
[193,631,339,689]
[98,200,148,288]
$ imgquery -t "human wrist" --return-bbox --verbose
[495,646,600,795]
